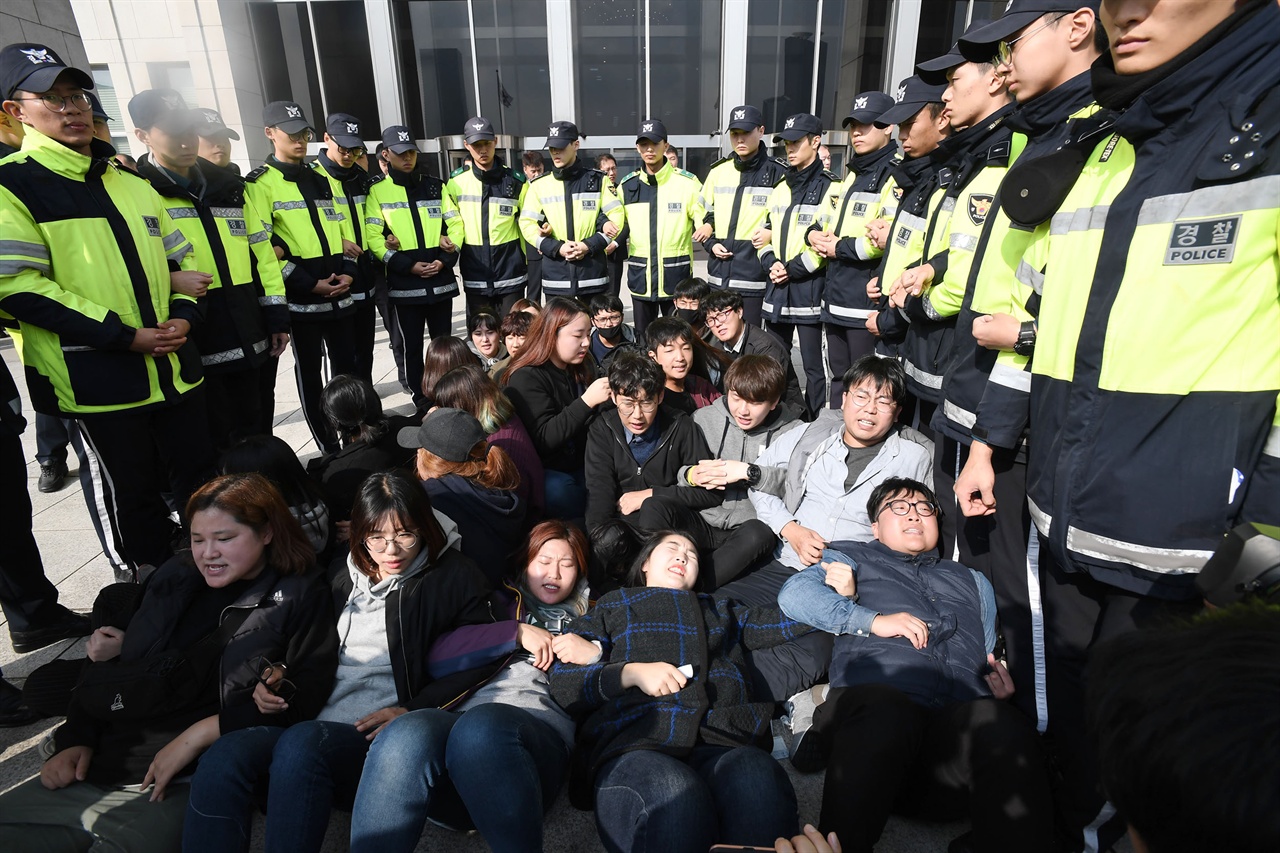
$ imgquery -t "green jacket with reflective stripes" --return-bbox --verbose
[518,160,624,297]
[758,158,834,324]
[0,127,203,416]
[364,168,464,305]
[446,160,528,298]
[617,161,704,302]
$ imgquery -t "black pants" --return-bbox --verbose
[204,367,267,452]
[717,560,833,702]
[1037,543,1201,852]
[75,390,215,572]
[605,253,624,297]
[34,412,71,467]
[372,267,409,392]
[0,431,64,633]
[766,320,825,419]
[824,323,876,407]
[351,296,378,387]
[814,684,1053,853]
[258,355,280,435]
[466,291,522,321]
[632,498,777,591]
[632,299,672,339]
[290,315,357,454]
[391,300,454,410]
[739,294,765,328]
[526,254,542,304]
[898,393,937,442]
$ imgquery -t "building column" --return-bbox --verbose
[546,0,575,122]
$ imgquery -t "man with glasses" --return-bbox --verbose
[582,352,718,536]
[702,288,805,416]
[776,476,1052,853]
[447,116,528,319]
[0,42,214,584]
[245,100,358,454]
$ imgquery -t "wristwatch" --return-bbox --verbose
[746,463,762,487]
[1013,321,1037,357]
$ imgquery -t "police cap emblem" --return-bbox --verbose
[20,48,55,65]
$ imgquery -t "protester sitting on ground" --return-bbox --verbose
[670,278,735,386]
[0,474,337,852]
[502,297,612,519]
[221,435,335,561]
[466,311,506,372]
[349,520,599,852]
[588,293,638,372]
[400,407,526,585]
[550,529,808,853]
[431,364,546,521]
[776,477,1052,853]
[671,277,710,331]
[179,470,499,853]
[644,317,722,416]
[702,289,806,414]
[309,375,418,533]
[421,335,481,410]
[1086,603,1280,853]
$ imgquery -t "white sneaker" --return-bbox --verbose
[785,684,828,772]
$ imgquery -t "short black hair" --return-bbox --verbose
[521,151,544,169]
[866,477,937,520]
[467,311,500,335]
[644,317,696,351]
[924,101,947,120]
[1086,604,1280,853]
[842,355,906,405]
[500,310,533,338]
[607,350,664,399]
[595,153,617,168]
[589,294,625,317]
[673,278,710,303]
[701,289,743,314]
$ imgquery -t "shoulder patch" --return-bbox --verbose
[822,169,839,181]
[709,155,733,169]
[244,165,269,183]
[365,173,386,187]
[676,167,697,180]
[450,165,466,178]
[620,170,642,184]
[530,171,552,183]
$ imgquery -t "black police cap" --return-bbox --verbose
[129,89,198,134]
[263,101,311,134]
[875,77,948,128]
[960,0,1101,55]
[381,125,417,154]
[545,121,580,149]
[0,43,93,100]
[326,114,364,148]
[463,116,496,143]
[843,91,896,127]
[773,113,823,143]
[636,118,668,143]
[727,105,765,131]
[194,108,240,140]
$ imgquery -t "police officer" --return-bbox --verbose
[615,118,703,336]
[520,150,547,302]
[130,88,290,451]
[595,152,626,297]
[193,106,239,172]
[519,121,624,301]
[0,42,214,577]
[447,116,528,318]
[244,100,357,454]
[364,125,463,412]
[958,1,1280,847]
[696,105,786,327]
[757,113,835,419]
[810,91,897,405]
[316,112,376,386]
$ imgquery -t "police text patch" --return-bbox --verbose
[851,202,868,217]
[143,216,160,237]
[498,203,515,217]
[967,194,993,226]
[894,226,910,247]
[1164,216,1239,265]
[667,202,683,214]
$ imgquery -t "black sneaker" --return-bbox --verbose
[0,679,42,728]
[10,608,92,654]
[37,458,69,493]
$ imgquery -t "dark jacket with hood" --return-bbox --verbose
[423,472,527,586]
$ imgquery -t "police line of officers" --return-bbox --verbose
[0,0,1278,846]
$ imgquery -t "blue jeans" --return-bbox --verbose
[776,549,872,637]
[350,703,570,853]
[593,745,797,853]
[184,726,284,853]
[264,720,371,853]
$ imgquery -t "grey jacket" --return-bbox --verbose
[677,398,804,529]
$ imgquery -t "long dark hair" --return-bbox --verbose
[219,435,324,510]
[348,470,448,579]
[186,473,315,576]
[624,529,698,588]
[422,336,480,404]
[501,296,594,386]
[321,375,388,446]
[430,365,514,434]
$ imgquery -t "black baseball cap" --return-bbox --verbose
[87,91,111,122]
[463,116,496,143]
[727,105,765,131]
[381,125,417,154]
[960,0,1101,55]
[194,108,240,140]
[843,91,896,127]
[263,100,311,134]
[0,43,93,100]
[398,408,489,463]
[545,120,580,148]
[325,113,363,148]
[636,118,668,143]
[773,113,823,143]
[128,89,198,133]
[875,77,948,128]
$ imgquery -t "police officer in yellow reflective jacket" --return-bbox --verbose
[615,118,704,336]
[447,116,528,319]
[130,88,290,451]
[365,125,464,412]
[519,121,624,300]
[0,43,214,575]
[757,113,836,419]
[244,100,358,454]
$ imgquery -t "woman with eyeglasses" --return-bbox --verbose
[243,100,358,456]
[181,470,500,853]
[776,476,1052,853]
[0,474,337,853]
